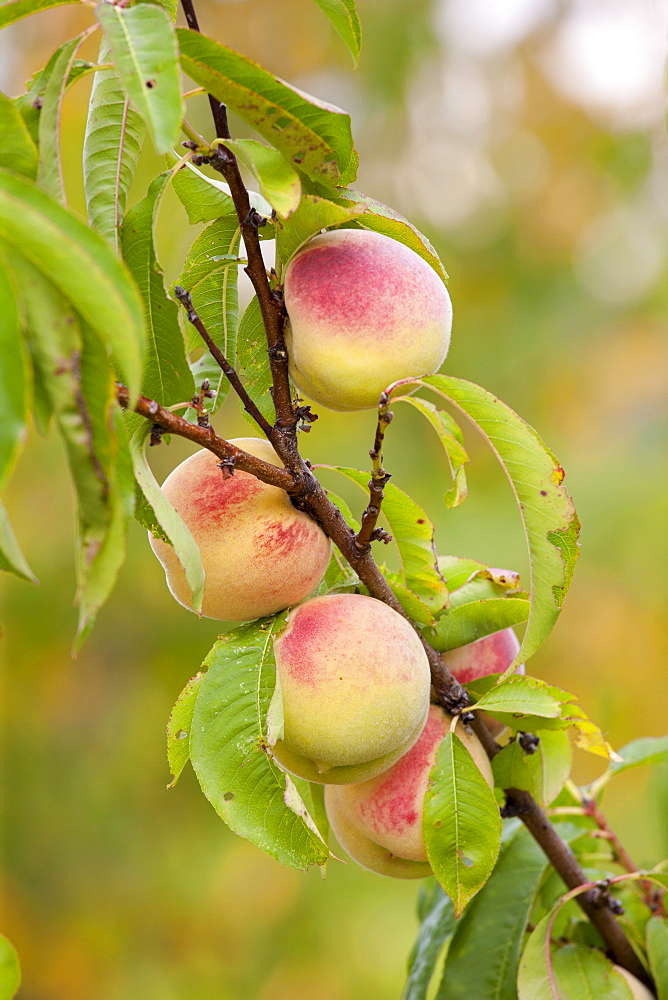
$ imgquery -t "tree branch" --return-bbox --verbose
[116,383,294,489]
[471,717,655,988]
[179,0,231,140]
[583,797,664,916]
[354,392,394,551]
[179,0,298,465]
[173,285,274,438]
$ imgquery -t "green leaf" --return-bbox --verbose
[608,736,668,777]
[97,4,183,153]
[236,297,274,425]
[423,732,502,916]
[0,170,145,400]
[425,598,529,651]
[83,39,146,250]
[438,828,547,1000]
[397,375,581,671]
[290,776,331,845]
[0,91,37,178]
[340,190,448,281]
[9,254,132,641]
[437,555,490,592]
[166,671,204,786]
[523,730,572,807]
[121,172,194,406]
[0,500,37,584]
[491,732,572,806]
[519,932,634,1000]
[177,28,357,187]
[0,0,76,28]
[224,138,301,218]
[646,917,668,1000]
[128,424,205,613]
[473,675,565,718]
[0,934,20,1000]
[385,579,436,627]
[74,407,135,648]
[394,395,468,508]
[325,467,449,612]
[166,155,273,224]
[275,192,366,265]
[190,620,331,869]
[492,740,537,795]
[445,561,523,607]
[169,156,234,222]
[403,882,455,1000]
[13,44,95,145]
[173,215,241,411]
[312,0,361,64]
[36,33,82,202]
[0,263,28,491]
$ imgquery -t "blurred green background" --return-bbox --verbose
[1,0,667,997]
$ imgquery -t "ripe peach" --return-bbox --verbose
[149,438,331,621]
[325,704,493,878]
[269,594,431,784]
[283,229,452,411]
[443,628,523,738]
[442,627,522,685]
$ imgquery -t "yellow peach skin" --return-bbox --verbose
[149,438,331,621]
[325,705,493,878]
[283,229,452,411]
[614,967,655,1000]
[269,594,431,784]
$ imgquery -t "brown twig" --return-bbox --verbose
[178,0,297,461]
[179,0,230,140]
[583,798,665,916]
[117,383,294,489]
[354,392,394,551]
[173,286,274,438]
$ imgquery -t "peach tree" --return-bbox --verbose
[0,0,666,996]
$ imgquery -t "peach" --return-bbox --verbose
[283,229,452,411]
[269,594,431,784]
[442,627,522,685]
[149,438,331,621]
[325,705,493,878]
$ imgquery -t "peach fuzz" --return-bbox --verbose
[325,705,493,878]
[269,594,431,784]
[149,438,331,622]
[283,229,452,411]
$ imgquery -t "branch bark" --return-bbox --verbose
[173,285,274,437]
[354,392,394,551]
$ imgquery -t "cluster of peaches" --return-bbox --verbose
[151,230,519,878]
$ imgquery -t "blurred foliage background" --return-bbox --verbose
[1,0,667,997]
